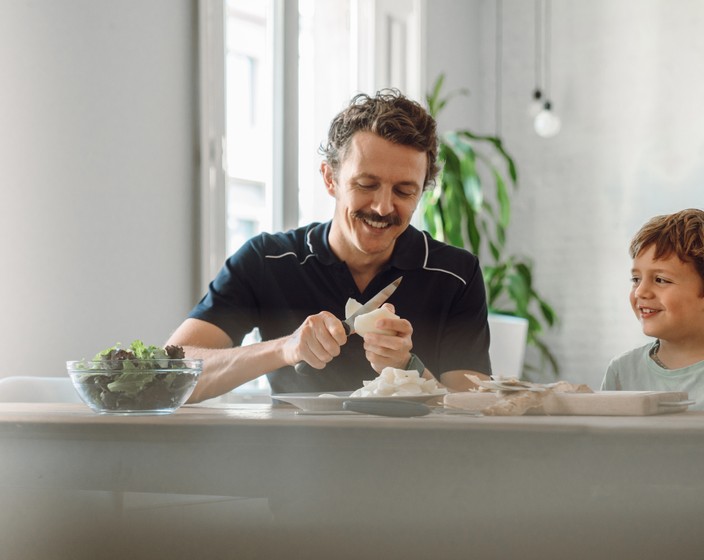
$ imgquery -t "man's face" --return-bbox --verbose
[323,131,427,264]
[630,244,704,343]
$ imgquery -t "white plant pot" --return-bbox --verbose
[487,314,529,379]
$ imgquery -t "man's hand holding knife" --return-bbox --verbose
[290,277,405,376]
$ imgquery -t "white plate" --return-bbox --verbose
[272,391,445,412]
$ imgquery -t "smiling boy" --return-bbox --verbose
[601,208,704,408]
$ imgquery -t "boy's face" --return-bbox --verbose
[630,245,704,343]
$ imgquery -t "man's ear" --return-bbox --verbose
[321,162,335,196]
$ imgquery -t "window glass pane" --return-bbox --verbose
[226,0,354,250]
[225,0,273,240]
[226,178,264,256]
[225,0,273,398]
[298,0,353,226]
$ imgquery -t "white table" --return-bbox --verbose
[1,402,703,560]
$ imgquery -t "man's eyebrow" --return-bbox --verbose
[352,172,421,188]
[352,172,380,181]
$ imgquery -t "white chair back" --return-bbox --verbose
[0,376,83,403]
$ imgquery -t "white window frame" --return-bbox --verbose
[198,0,302,295]
[354,0,426,102]
[198,0,228,294]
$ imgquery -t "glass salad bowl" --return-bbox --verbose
[67,353,202,415]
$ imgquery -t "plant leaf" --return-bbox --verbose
[458,130,518,185]
[492,168,511,228]
[465,202,481,255]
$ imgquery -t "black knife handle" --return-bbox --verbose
[294,361,317,376]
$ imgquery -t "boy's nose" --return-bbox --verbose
[634,280,653,298]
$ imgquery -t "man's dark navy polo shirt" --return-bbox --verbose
[189,221,491,394]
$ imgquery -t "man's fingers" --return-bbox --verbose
[322,312,349,345]
[294,311,346,368]
[360,315,413,372]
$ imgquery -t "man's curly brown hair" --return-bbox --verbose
[320,89,439,190]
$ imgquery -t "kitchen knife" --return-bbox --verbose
[294,276,403,375]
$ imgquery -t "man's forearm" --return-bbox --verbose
[184,338,288,402]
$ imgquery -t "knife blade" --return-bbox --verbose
[340,276,403,336]
[295,276,403,375]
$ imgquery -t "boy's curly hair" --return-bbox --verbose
[630,208,704,294]
[320,89,439,190]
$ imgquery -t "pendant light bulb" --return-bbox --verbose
[528,88,543,117]
[534,100,561,138]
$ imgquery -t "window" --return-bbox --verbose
[198,0,423,399]
[224,0,358,257]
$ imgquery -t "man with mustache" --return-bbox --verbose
[167,90,492,401]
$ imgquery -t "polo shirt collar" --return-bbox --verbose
[308,221,426,270]
[307,221,337,265]
[389,225,427,270]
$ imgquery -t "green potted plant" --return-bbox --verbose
[422,74,559,378]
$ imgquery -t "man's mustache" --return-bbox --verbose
[351,211,402,226]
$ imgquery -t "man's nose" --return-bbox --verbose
[370,187,394,215]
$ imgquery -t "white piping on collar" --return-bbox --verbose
[421,232,467,285]
[306,228,315,254]
[263,229,467,282]
[264,229,317,265]
[265,252,317,265]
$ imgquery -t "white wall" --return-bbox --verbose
[427,0,704,388]
[0,0,198,376]
[424,0,482,132]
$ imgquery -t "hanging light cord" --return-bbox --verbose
[544,0,552,107]
[534,0,542,98]
[495,0,503,136]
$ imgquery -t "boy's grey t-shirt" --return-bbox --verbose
[601,341,704,410]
